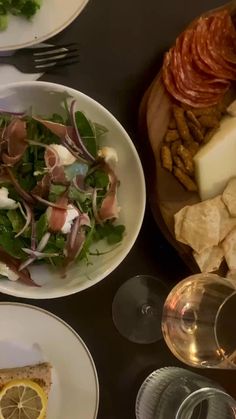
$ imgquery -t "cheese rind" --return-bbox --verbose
[194,116,236,201]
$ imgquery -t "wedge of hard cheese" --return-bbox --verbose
[194,116,236,201]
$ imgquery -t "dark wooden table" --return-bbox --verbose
[1,1,236,418]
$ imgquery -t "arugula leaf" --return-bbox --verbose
[68,186,88,204]
[7,209,24,233]
[0,232,26,259]
[50,113,65,124]
[36,213,48,241]
[93,122,108,139]
[49,184,89,205]
[75,111,97,158]
[49,185,67,202]
[94,222,125,245]
[27,119,60,145]
[78,220,95,261]
[0,13,7,30]
[0,210,12,231]
[44,233,66,267]
[44,233,65,253]
[86,169,109,189]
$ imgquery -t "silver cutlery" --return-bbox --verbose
[0,43,79,73]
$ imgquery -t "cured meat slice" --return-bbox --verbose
[212,11,236,65]
[163,50,222,108]
[172,42,226,101]
[180,30,229,93]
[48,195,68,233]
[206,14,236,78]
[194,16,236,79]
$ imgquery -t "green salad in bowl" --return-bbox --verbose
[0,99,125,287]
[0,0,41,30]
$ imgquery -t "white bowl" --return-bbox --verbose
[0,0,89,51]
[0,81,146,299]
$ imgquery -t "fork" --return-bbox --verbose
[0,43,79,73]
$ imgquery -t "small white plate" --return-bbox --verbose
[0,0,89,51]
[0,302,99,419]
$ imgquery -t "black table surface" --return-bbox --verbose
[2,1,236,418]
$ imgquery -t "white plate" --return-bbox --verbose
[0,0,89,51]
[0,81,146,299]
[0,302,99,419]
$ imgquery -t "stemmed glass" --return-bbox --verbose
[162,273,236,369]
[112,274,168,344]
[112,273,236,368]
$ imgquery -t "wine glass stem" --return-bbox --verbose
[141,303,155,316]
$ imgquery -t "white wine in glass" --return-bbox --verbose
[162,273,236,368]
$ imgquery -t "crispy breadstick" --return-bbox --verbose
[161,145,172,172]
[173,167,197,191]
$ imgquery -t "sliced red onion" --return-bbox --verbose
[62,133,88,164]
[80,213,91,228]
[0,246,38,286]
[2,152,23,166]
[70,100,95,162]
[74,230,86,259]
[69,216,80,250]
[32,194,68,210]
[37,232,51,252]
[19,257,35,271]
[0,109,25,116]
[6,167,35,204]
[92,188,102,224]
[15,201,32,238]
[19,232,51,271]
[22,248,59,258]
[72,176,92,195]
[31,213,36,251]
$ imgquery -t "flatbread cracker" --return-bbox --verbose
[222,178,236,217]
[193,246,224,273]
[214,195,236,241]
[174,198,221,253]
[222,227,236,270]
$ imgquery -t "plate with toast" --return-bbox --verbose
[0,302,99,419]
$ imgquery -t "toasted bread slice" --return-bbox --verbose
[0,362,52,397]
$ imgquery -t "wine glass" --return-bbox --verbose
[162,273,236,368]
[112,275,168,344]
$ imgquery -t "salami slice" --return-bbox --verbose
[181,30,229,93]
[194,16,236,79]
[212,11,236,65]
[206,14,236,78]
[162,51,220,108]
[172,44,225,102]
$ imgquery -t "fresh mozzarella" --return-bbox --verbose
[61,205,79,234]
[50,144,76,166]
[46,205,79,235]
[98,147,118,165]
[194,116,236,201]
[0,187,18,209]
[0,262,18,281]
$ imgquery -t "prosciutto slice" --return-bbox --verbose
[0,247,38,287]
[2,118,28,165]
[48,195,68,232]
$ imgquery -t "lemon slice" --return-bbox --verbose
[0,379,47,419]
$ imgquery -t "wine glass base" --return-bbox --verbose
[112,275,169,344]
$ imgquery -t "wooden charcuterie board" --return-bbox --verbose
[139,1,236,273]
